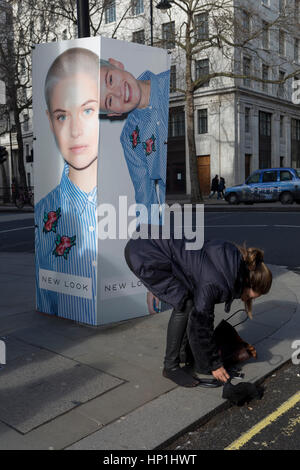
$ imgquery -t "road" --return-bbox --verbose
[0,212,34,253]
[1,209,300,268]
[204,210,300,267]
[164,360,300,451]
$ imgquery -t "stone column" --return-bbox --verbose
[252,105,259,170]
[272,112,280,167]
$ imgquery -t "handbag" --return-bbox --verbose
[213,319,257,367]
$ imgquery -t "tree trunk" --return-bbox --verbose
[185,14,203,204]
[14,109,27,190]
[0,164,10,202]
[186,90,202,203]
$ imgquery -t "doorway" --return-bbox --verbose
[197,155,211,195]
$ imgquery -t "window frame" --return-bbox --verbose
[105,0,116,24]
[162,21,175,49]
[195,58,210,87]
[198,108,208,134]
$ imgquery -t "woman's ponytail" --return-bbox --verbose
[236,243,273,319]
[243,247,264,271]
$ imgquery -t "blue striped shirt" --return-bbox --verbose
[120,69,170,223]
[35,163,97,325]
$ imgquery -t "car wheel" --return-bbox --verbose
[228,193,239,205]
[280,192,294,205]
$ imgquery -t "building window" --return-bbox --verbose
[131,0,144,16]
[296,0,300,21]
[194,12,209,41]
[243,56,251,87]
[162,22,175,49]
[23,114,29,132]
[241,10,250,34]
[279,0,285,12]
[262,21,269,49]
[295,38,299,63]
[105,0,116,24]
[279,30,285,55]
[25,144,30,159]
[198,109,208,134]
[169,108,185,137]
[245,107,251,133]
[170,65,176,92]
[280,115,285,138]
[278,70,285,97]
[262,0,269,5]
[260,111,271,136]
[132,30,145,44]
[292,118,300,140]
[195,59,210,87]
[262,64,269,92]
[27,172,31,188]
[162,21,175,49]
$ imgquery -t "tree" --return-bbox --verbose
[154,0,300,203]
[0,0,132,189]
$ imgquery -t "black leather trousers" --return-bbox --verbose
[164,298,194,370]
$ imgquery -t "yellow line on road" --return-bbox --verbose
[225,391,300,451]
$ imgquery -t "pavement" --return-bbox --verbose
[1,197,300,213]
[0,247,299,449]
[0,198,300,450]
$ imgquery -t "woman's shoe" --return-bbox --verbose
[191,371,223,388]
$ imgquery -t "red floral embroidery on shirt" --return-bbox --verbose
[53,234,76,260]
[143,135,156,155]
[130,126,140,149]
[43,208,61,233]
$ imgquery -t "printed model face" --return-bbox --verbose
[99,58,142,116]
[47,72,99,170]
[241,288,261,302]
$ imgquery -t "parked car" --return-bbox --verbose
[224,168,300,205]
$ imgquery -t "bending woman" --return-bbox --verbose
[124,237,272,387]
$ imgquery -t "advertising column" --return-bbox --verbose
[33,37,170,326]
[97,37,170,325]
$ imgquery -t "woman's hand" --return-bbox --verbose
[147,291,160,314]
[212,366,230,383]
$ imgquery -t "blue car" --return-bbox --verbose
[224,168,300,205]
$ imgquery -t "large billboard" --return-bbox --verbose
[33,37,170,325]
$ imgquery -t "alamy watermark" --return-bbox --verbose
[292,79,300,104]
[291,340,300,365]
[97,197,204,250]
[0,340,6,365]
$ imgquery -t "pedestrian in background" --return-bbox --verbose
[209,175,219,199]
[218,176,226,199]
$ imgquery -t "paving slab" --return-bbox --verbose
[0,345,123,434]
[0,251,299,449]
[67,386,228,450]
[0,409,101,451]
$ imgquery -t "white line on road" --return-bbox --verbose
[0,226,34,234]
[273,225,300,228]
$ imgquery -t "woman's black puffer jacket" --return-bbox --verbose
[125,237,249,372]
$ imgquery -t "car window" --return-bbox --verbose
[280,170,293,181]
[296,170,300,179]
[247,173,260,184]
[262,171,277,183]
